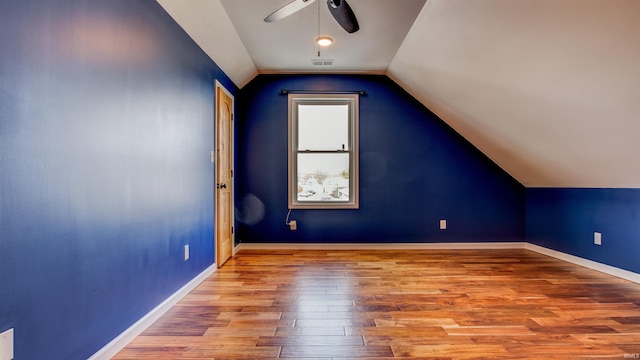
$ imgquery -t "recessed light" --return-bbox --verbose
[316,36,334,46]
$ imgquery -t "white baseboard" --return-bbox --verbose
[88,264,217,360]
[524,243,640,284]
[236,242,528,251]
[237,242,639,284]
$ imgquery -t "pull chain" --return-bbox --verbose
[317,0,321,57]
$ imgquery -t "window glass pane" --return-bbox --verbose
[297,153,349,202]
[288,94,358,209]
[298,104,349,151]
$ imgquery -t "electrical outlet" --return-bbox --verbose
[184,245,190,260]
[0,328,14,360]
[594,232,602,245]
[439,219,447,230]
[289,220,297,231]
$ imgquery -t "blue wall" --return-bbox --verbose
[526,188,640,274]
[0,0,234,358]
[235,74,525,244]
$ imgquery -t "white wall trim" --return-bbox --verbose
[88,264,217,360]
[237,242,639,284]
[237,242,528,251]
[524,243,640,284]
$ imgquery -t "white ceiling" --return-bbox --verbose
[219,0,426,73]
[157,0,640,188]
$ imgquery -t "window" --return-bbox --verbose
[288,94,359,209]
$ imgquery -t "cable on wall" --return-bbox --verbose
[285,208,293,226]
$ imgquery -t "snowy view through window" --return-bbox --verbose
[297,104,350,202]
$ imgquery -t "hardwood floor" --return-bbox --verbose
[113,249,640,359]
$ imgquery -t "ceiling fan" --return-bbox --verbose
[264,0,360,34]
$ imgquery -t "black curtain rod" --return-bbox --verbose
[280,89,366,95]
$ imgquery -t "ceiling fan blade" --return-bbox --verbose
[326,0,359,33]
[264,0,317,23]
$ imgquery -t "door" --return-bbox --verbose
[215,82,234,267]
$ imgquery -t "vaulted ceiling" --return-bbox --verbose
[157,0,639,188]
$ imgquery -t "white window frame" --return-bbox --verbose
[288,93,359,209]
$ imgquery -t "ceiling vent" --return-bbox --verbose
[311,58,334,66]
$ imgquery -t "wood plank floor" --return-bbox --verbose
[113,249,640,359]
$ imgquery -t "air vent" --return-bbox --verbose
[311,58,334,66]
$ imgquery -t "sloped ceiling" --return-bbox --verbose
[157,0,640,188]
[388,0,640,188]
[157,0,257,87]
